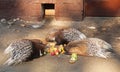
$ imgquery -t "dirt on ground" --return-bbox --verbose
[0,16,120,72]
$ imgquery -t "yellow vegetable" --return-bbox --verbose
[58,45,65,54]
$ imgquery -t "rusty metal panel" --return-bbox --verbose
[85,0,120,16]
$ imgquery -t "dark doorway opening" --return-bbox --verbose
[43,4,54,9]
[41,4,55,17]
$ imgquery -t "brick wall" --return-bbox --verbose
[0,0,83,21]
[55,0,83,21]
[0,0,42,21]
[0,0,120,21]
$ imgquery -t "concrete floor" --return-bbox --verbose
[0,16,120,72]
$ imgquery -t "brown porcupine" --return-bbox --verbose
[65,38,115,58]
[4,39,46,66]
[46,28,86,45]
